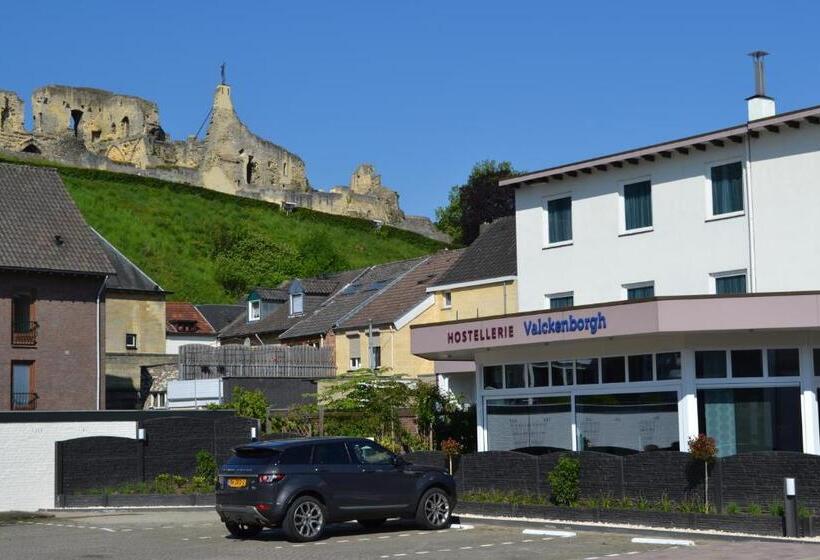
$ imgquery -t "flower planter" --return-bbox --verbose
[58,493,215,508]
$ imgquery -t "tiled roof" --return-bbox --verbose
[195,304,244,332]
[279,258,424,340]
[219,269,363,339]
[339,249,465,330]
[431,215,516,287]
[166,301,216,336]
[0,163,115,275]
[95,231,164,293]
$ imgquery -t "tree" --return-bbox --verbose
[297,231,350,277]
[434,160,521,246]
[688,434,718,512]
[208,386,269,422]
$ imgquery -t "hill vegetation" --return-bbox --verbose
[1,156,446,303]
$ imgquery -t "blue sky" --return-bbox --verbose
[2,1,819,218]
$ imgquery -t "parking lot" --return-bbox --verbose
[2,509,820,560]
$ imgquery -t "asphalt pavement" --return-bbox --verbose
[2,509,820,560]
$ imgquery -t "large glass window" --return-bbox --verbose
[731,349,763,378]
[715,274,747,295]
[601,356,626,383]
[768,349,799,377]
[627,284,654,300]
[697,387,802,456]
[487,396,572,451]
[711,161,744,216]
[530,362,549,387]
[696,350,727,378]
[483,365,503,389]
[628,354,653,382]
[576,391,679,454]
[551,360,574,386]
[624,180,652,230]
[575,358,599,385]
[547,197,572,244]
[656,352,681,380]
[504,364,526,388]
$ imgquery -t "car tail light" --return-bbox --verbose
[256,503,272,511]
[258,473,285,484]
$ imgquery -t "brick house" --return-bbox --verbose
[0,163,115,410]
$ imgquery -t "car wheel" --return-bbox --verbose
[225,521,263,539]
[358,518,387,530]
[415,488,452,530]
[283,495,327,542]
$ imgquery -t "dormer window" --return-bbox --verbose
[249,300,261,321]
[290,293,304,316]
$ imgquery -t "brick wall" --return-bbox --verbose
[223,377,317,410]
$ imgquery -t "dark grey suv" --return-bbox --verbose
[215,437,456,542]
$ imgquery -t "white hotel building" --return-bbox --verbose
[413,67,820,456]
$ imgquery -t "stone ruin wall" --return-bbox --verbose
[0,83,449,242]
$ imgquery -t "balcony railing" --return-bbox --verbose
[11,392,38,410]
[12,321,38,346]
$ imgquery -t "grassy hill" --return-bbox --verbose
[2,156,446,303]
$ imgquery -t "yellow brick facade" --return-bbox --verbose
[334,279,517,379]
[105,292,166,353]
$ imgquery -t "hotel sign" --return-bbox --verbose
[445,312,607,345]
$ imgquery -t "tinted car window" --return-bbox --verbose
[350,441,393,465]
[313,443,351,465]
[227,447,280,466]
[278,445,313,465]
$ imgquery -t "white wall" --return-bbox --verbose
[165,336,218,354]
[515,125,820,312]
[166,378,223,409]
[0,421,136,511]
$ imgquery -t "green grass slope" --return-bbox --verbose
[2,156,445,303]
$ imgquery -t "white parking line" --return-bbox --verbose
[632,537,695,547]
[480,543,494,547]
[522,528,576,538]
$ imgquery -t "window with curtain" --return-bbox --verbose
[547,196,572,243]
[715,274,746,295]
[348,335,361,370]
[549,294,574,309]
[487,396,572,451]
[627,284,654,300]
[624,180,652,230]
[711,161,744,215]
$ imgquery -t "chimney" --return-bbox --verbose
[746,51,775,121]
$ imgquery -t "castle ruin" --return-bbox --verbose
[0,82,447,241]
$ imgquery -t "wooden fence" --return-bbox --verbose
[178,344,335,380]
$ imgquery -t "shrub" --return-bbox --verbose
[440,437,463,475]
[189,475,213,494]
[657,493,673,513]
[548,455,580,507]
[154,474,174,495]
[746,503,763,515]
[725,502,740,515]
[195,450,218,482]
[769,503,785,517]
[799,506,813,519]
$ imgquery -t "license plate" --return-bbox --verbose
[227,477,247,489]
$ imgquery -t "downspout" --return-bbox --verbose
[744,129,757,292]
[96,275,108,411]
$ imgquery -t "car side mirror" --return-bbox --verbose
[392,455,406,468]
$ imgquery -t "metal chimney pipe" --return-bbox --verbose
[748,51,769,97]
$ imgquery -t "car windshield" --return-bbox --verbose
[226,447,280,466]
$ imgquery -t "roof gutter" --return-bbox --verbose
[426,275,517,293]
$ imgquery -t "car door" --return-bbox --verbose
[312,442,360,517]
[348,440,418,514]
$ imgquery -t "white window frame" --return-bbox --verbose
[248,300,261,321]
[442,291,452,309]
[618,175,654,236]
[542,192,573,249]
[290,293,304,316]
[693,345,802,385]
[545,291,574,310]
[349,356,362,370]
[125,333,138,349]
[622,280,655,301]
[709,269,747,295]
[705,158,746,221]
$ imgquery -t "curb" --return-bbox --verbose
[457,512,820,545]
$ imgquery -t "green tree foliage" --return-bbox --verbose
[434,160,521,246]
[548,455,580,506]
[297,231,351,277]
[208,386,269,421]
